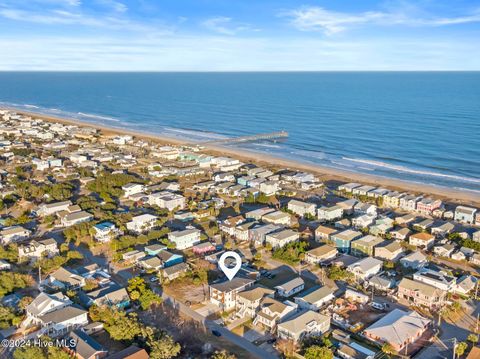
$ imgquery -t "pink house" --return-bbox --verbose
[193,242,216,255]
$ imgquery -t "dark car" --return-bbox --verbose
[212,330,222,337]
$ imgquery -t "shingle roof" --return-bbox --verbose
[365,309,430,347]
[68,330,106,358]
[39,305,86,324]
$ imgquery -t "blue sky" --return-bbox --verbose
[0,0,479,70]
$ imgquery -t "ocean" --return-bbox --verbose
[0,72,479,192]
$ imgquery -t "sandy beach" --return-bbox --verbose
[4,107,480,207]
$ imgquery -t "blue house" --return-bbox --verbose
[331,229,362,253]
[158,250,183,268]
[145,244,167,256]
[80,284,130,309]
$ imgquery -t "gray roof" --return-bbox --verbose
[39,305,87,324]
[275,277,305,293]
[210,277,255,292]
[68,330,106,358]
[295,286,334,304]
[278,310,330,335]
[365,309,430,347]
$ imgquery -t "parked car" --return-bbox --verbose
[212,330,222,337]
[369,302,386,310]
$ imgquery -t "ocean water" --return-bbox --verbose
[0,72,479,192]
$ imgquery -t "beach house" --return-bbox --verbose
[0,225,31,244]
[265,229,299,248]
[347,257,383,282]
[374,240,404,261]
[397,278,446,309]
[331,229,363,253]
[305,244,338,265]
[455,206,477,224]
[294,286,335,311]
[277,310,330,342]
[416,198,442,215]
[235,286,274,318]
[209,277,255,311]
[287,199,316,217]
[350,235,384,257]
[275,277,305,297]
[314,225,338,242]
[317,205,343,222]
[94,221,120,242]
[126,214,158,233]
[253,297,296,331]
[409,232,435,249]
[167,228,201,250]
[364,309,431,353]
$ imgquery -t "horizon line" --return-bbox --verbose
[1,70,480,73]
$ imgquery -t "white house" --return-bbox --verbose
[37,201,73,216]
[209,277,255,311]
[149,191,185,211]
[409,232,435,249]
[347,257,383,282]
[126,214,158,233]
[168,228,201,250]
[23,292,75,333]
[253,297,296,331]
[288,200,316,217]
[455,206,477,224]
[400,251,428,270]
[294,286,335,311]
[413,268,456,292]
[265,229,299,249]
[0,226,31,245]
[261,211,292,226]
[61,211,93,227]
[353,203,377,217]
[19,239,59,261]
[36,305,88,337]
[122,183,146,197]
[259,181,280,196]
[275,277,305,297]
[93,222,120,242]
[317,206,343,222]
[277,310,330,342]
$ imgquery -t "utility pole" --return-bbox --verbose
[476,313,479,333]
[38,266,42,292]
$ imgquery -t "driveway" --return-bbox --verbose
[196,302,221,317]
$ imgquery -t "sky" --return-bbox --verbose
[0,0,479,71]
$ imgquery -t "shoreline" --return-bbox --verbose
[4,106,480,207]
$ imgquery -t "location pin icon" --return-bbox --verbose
[218,251,242,281]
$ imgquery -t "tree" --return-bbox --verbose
[147,332,181,359]
[326,265,353,282]
[210,350,237,359]
[304,345,333,359]
[382,343,395,355]
[455,342,468,357]
[0,272,34,297]
[0,305,22,329]
[468,333,479,344]
[127,277,162,310]
[13,346,47,359]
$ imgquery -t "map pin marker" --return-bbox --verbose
[218,251,242,281]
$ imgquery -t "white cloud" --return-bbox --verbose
[0,34,478,71]
[202,16,252,35]
[284,6,480,35]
